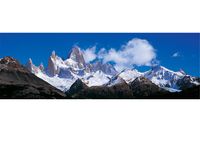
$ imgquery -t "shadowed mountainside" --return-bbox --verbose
[0,57,67,99]
[67,77,200,99]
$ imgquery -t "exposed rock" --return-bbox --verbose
[0,57,67,99]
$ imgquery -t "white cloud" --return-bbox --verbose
[97,48,106,59]
[100,38,157,71]
[172,52,180,57]
[83,46,97,63]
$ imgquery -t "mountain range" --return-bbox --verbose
[0,47,199,99]
[27,47,200,91]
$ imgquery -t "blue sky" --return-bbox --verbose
[0,33,199,76]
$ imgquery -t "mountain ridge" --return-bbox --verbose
[0,55,199,99]
[25,47,200,93]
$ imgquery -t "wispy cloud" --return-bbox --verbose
[172,52,180,58]
[82,46,97,63]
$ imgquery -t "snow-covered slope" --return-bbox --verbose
[36,71,76,91]
[26,58,76,91]
[26,58,43,74]
[82,70,111,87]
[105,69,143,87]
[118,69,143,83]
[144,65,185,90]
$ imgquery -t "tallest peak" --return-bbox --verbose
[51,50,56,57]
[68,46,82,59]
[50,50,57,60]
[68,46,86,67]
[71,46,81,53]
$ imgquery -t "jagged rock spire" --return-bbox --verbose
[26,58,33,72]
[68,46,86,68]
[26,58,39,73]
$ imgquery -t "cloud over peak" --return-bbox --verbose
[82,46,97,63]
[98,38,157,71]
[80,38,158,71]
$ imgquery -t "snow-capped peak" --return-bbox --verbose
[91,61,118,75]
[51,51,56,59]
[118,68,143,83]
[82,70,111,87]
[67,46,86,68]
[144,65,185,89]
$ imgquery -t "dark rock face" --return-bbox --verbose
[177,75,200,90]
[68,81,133,99]
[0,57,67,99]
[130,77,167,98]
[160,85,200,99]
[67,77,199,99]
[67,78,133,99]
[67,77,167,99]
[0,83,66,99]
[67,79,88,96]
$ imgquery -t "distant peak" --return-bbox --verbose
[51,51,56,59]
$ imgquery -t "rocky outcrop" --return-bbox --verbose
[130,77,167,98]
